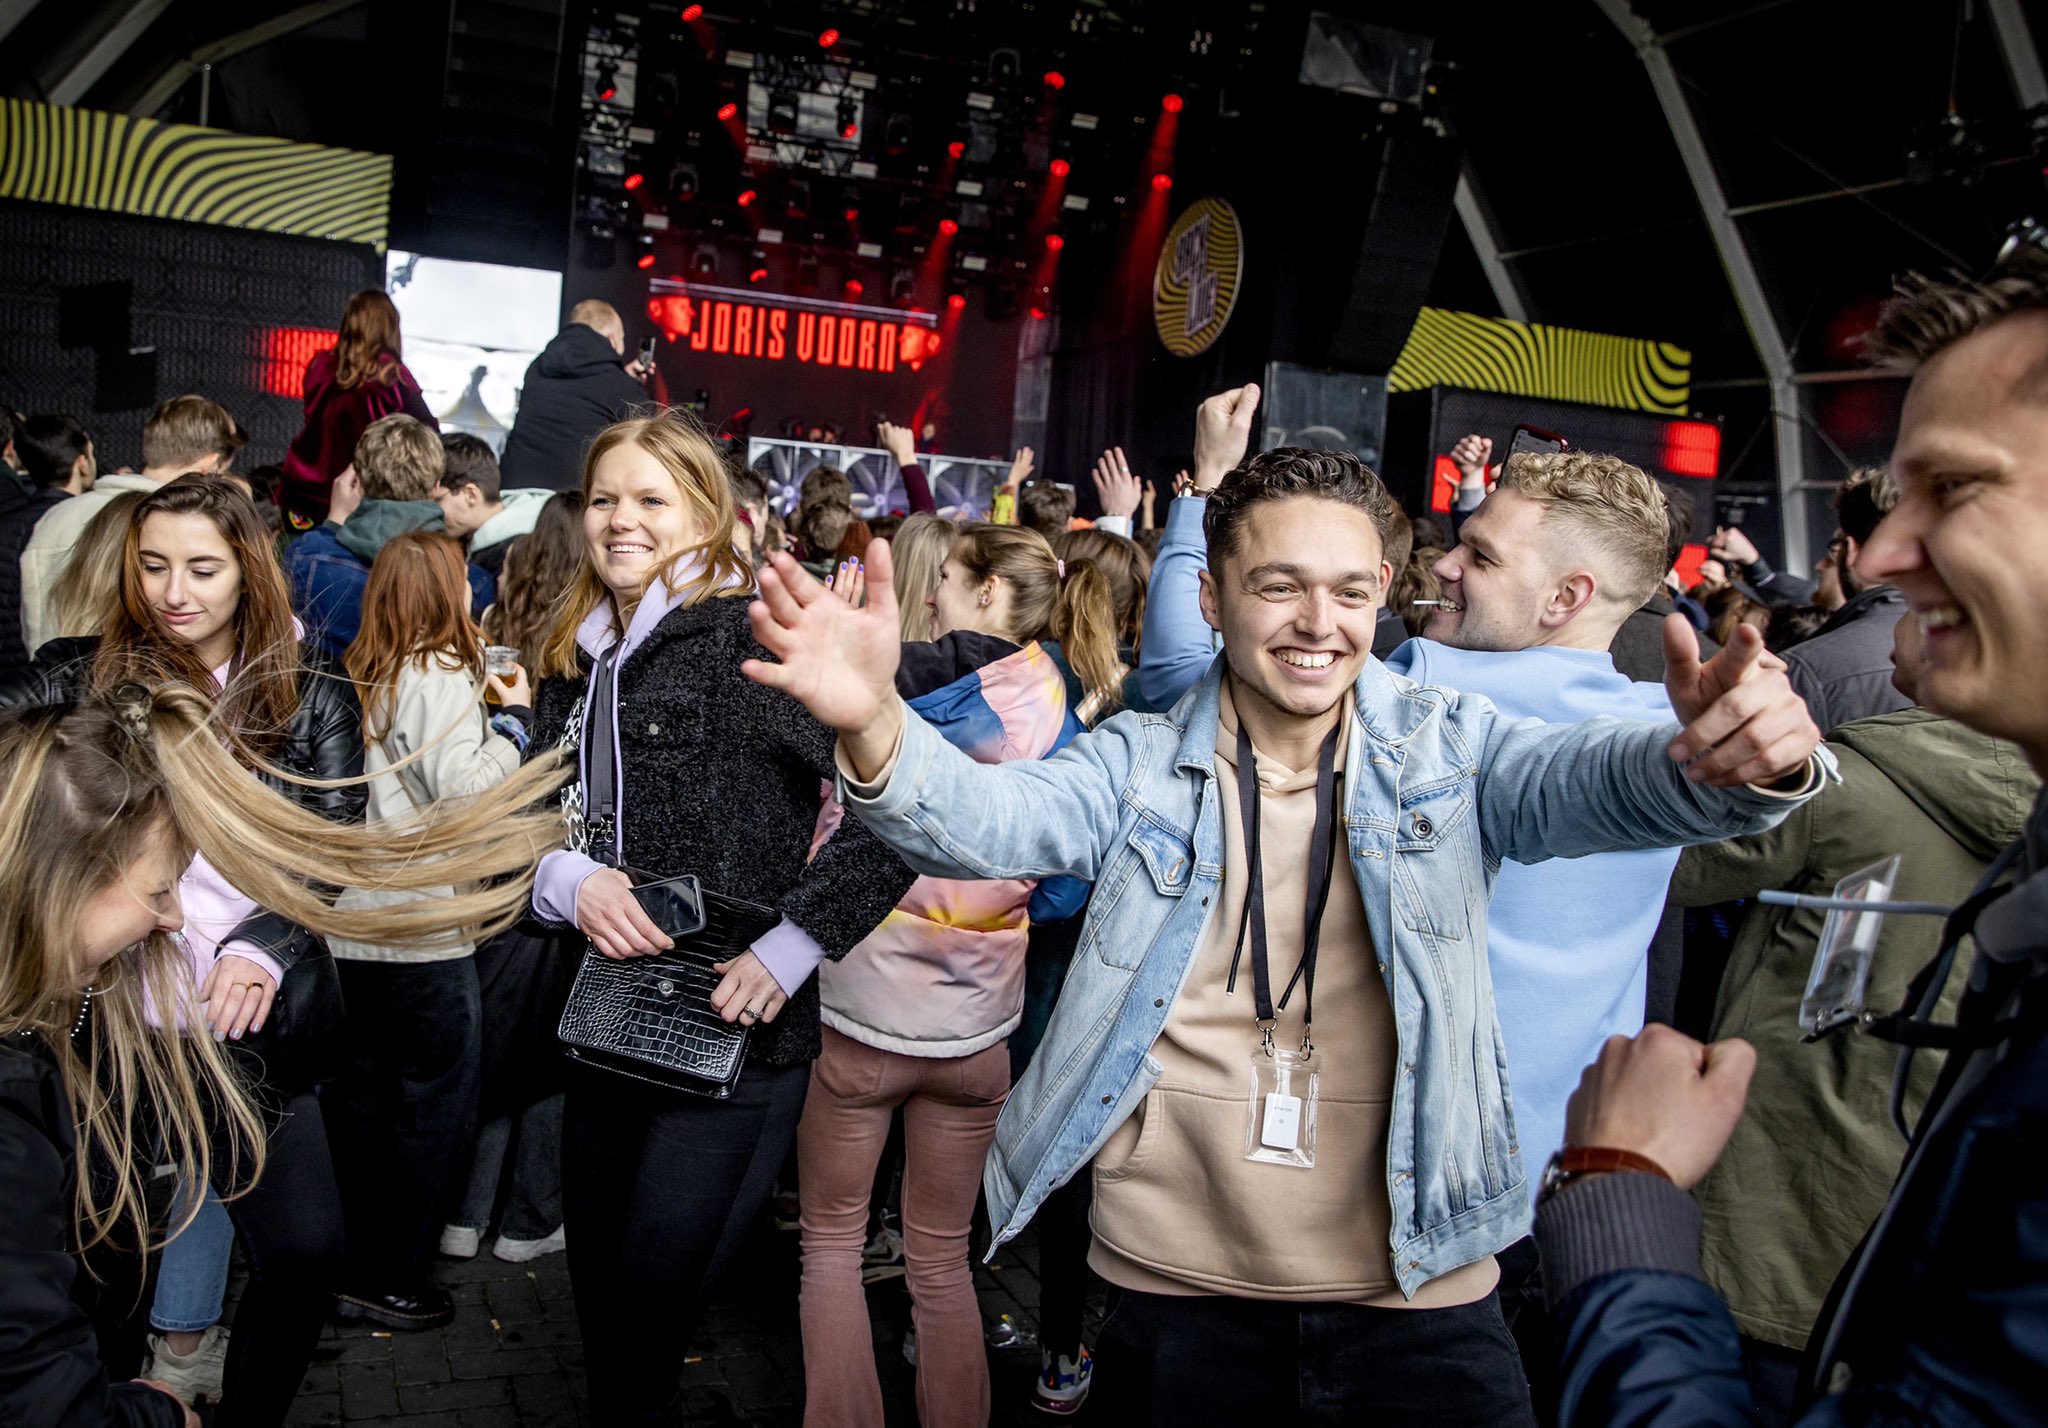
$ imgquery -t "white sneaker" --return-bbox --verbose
[143,1325,228,1406]
[439,1225,482,1260]
[493,1225,566,1263]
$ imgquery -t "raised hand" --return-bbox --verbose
[1563,1024,1757,1191]
[877,420,917,468]
[1449,433,1493,488]
[1711,524,1760,567]
[1661,614,1818,787]
[1092,447,1143,519]
[825,557,867,607]
[1009,446,1036,486]
[744,544,906,779]
[1140,479,1158,529]
[1192,383,1260,492]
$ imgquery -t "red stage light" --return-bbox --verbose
[1161,93,1183,113]
[598,83,617,102]
[623,172,645,191]
[1044,70,1066,89]
[737,189,756,206]
[749,266,769,284]
[1044,233,1065,251]
[1029,306,1047,321]
[636,252,657,269]
[680,3,703,19]
[845,278,865,295]
[254,327,337,399]
[1662,420,1723,477]
[1151,172,1173,192]
[818,27,839,47]
[946,293,967,312]
[938,217,959,236]
[842,123,858,139]
[716,101,738,121]
[1049,158,1070,178]
[947,140,966,160]
[843,206,860,221]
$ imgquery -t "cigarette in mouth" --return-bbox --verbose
[1410,600,1448,607]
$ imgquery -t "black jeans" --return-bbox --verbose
[1091,1286,1537,1427]
[564,1059,810,1427]
[87,1090,346,1427]
[322,957,483,1291]
[1497,1236,1558,1426]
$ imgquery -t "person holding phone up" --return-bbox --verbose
[524,411,914,1428]
[499,300,660,494]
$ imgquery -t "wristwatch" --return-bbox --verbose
[1537,1145,1671,1206]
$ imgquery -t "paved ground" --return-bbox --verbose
[268,1217,1089,1427]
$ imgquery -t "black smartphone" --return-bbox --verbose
[1506,424,1568,461]
[625,871,707,941]
[636,335,658,369]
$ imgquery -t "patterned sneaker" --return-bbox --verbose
[143,1325,229,1406]
[1032,1345,1092,1416]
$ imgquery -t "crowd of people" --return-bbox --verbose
[0,245,2043,1428]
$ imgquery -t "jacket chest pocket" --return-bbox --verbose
[1089,812,1194,970]
[1392,780,1476,941]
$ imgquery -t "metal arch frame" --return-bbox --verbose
[125,0,367,119]
[43,0,174,106]
[1595,0,1809,569]
[1454,162,1533,323]
[1987,0,2048,109]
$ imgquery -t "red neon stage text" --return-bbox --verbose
[646,295,941,372]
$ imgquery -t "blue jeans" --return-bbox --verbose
[150,1182,234,1333]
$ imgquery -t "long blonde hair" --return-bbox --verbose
[890,512,956,641]
[0,684,565,1256]
[537,411,753,679]
[1051,528,1149,719]
[50,490,149,639]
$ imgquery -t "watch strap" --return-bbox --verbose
[1557,1145,1672,1181]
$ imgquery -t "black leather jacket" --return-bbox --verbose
[0,637,367,823]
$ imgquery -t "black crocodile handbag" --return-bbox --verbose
[555,875,783,1099]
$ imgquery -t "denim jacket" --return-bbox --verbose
[843,654,1823,1296]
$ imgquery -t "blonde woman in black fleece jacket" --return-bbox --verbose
[526,411,914,1427]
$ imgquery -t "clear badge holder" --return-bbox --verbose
[1797,855,1901,1037]
[1245,1042,1319,1169]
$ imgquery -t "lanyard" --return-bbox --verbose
[1225,722,1342,1055]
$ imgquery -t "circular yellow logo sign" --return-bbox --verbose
[1153,198,1243,357]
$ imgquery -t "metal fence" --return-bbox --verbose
[745,437,1013,521]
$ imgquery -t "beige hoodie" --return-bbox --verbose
[1088,682,1497,1307]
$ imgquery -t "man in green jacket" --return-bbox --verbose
[1667,617,2039,1421]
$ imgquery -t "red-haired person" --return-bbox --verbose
[280,290,438,531]
[324,532,532,1329]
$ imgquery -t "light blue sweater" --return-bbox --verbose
[1385,640,1677,1202]
[1136,495,1681,1202]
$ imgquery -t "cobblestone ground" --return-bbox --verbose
[253,1217,1091,1428]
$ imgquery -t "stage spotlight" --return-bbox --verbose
[716,100,738,121]
[670,162,698,201]
[623,171,645,191]
[838,97,859,140]
[768,88,799,133]
[1049,158,1070,177]
[1044,71,1066,89]
[845,277,865,295]
[1151,172,1173,191]
[595,60,619,102]
[938,217,960,236]
[1044,233,1064,251]
[818,27,839,47]
[748,248,770,283]
[634,234,657,269]
[946,292,967,312]
[691,244,719,277]
[947,139,967,160]
[1161,93,1183,113]
[890,267,915,301]
[680,2,703,18]
[736,188,757,207]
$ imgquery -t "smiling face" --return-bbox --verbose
[78,824,185,975]
[1197,496,1388,729]
[138,511,244,670]
[1426,490,1568,651]
[1859,308,2048,765]
[583,441,701,598]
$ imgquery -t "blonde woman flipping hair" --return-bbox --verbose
[0,684,562,1427]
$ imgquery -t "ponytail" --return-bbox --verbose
[1051,558,1127,720]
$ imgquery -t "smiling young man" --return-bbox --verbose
[1533,245,2048,1426]
[744,443,1826,1425]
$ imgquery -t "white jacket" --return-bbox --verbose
[330,656,520,962]
[19,472,162,654]
[469,487,554,556]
